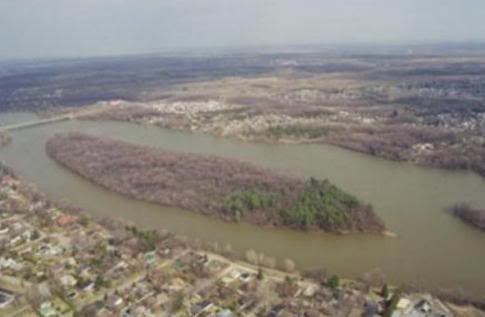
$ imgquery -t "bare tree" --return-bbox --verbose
[283,258,296,273]
[245,249,259,265]
[26,285,43,313]
[262,256,276,269]
[359,268,386,292]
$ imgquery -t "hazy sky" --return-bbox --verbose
[1,0,485,59]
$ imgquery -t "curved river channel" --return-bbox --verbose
[1,116,485,296]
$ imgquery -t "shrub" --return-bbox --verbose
[327,275,340,290]
[449,203,485,230]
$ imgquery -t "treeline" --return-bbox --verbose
[449,203,485,231]
[224,178,381,231]
[418,146,485,178]
[46,133,384,233]
[326,124,455,160]
[83,106,161,122]
[324,124,485,177]
[0,161,16,177]
[0,55,275,112]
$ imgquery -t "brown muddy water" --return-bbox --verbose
[1,116,485,296]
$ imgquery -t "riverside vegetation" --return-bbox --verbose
[449,203,485,231]
[45,133,385,233]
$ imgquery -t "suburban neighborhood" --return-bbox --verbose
[0,162,479,317]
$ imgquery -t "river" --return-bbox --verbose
[1,116,484,296]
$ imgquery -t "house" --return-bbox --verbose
[0,290,14,309]
[362,301,379,317]
[39,301,57,317]
[67,291,78,300]
[77,279,95,292]
[230,269,241,278]
[1,175,17,186]
[217,309,234,317]
[0,226,9,235]
[37,244,62,257]
[196,253,209,265]
[0,257,23,271]
[190,300,213,316]
[66,257,77,267]
[223,269,242,283]
[132,305,151,316]
[57,213,77,227]
[155,292,169,306]
[61,275,78,288]
[144,251,158,265]
[106,294,124,309]
[9,235,23,247]
[28,201,45,212]
[268,304,285,317]
[415,299,432,313]
[167,278,186,292]
[348,308,363,317]
[303,285,317,297]
[97,308,117,317]
[396,297,412,313]
[239,272,252,283]
[22,230,32,240]
[109,261,128,273]
[47,208,61,220]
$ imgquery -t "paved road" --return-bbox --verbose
[0,107,106,133]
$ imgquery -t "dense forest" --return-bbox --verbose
[46,133,385,233]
